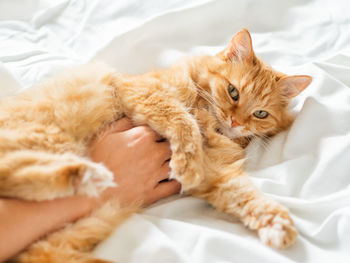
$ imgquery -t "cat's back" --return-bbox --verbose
[117,63,198,108]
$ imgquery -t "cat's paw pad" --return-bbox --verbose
[258,215,297,249]
[76,162,116,196]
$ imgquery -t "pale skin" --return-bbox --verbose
[0,118,180,262]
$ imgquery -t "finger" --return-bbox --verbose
[156,137,167,143]
[156,161,171,183]
[155,141,172,163]
[146,127,164,142]
[107,118,134,133]
[89,119,133,148]
[153,180,181,201]
[127,125,164,142]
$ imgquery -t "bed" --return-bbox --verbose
[1,0,349,262]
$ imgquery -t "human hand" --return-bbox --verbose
[88,118,181,207]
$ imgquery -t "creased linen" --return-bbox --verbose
[0,0,349,262]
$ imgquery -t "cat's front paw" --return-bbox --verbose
[75,162,116,197]
[170,151,204,192]
[258,213,297,249]
[174,168,203,193]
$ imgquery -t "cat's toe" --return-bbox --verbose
[170,152,204,191]
[76,162,116,196]
[171,162,204,192]
[178,171,203,193]
[258,214,297,249]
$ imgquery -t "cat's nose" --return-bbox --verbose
[231,119,241,128]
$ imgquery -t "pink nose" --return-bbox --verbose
[231,119,241,128]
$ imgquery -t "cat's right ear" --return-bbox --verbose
[219,28,254,63]
[278,75,312,98]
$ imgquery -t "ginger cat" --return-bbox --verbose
[2,29,312,263]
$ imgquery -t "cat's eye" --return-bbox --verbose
[228,84,239,101]
[253,110,269,119]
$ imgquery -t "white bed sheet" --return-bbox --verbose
[1,0,350,262]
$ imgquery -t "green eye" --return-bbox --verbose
[228,84,239,101]
[253,110,269,119]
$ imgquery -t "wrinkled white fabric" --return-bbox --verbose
[0,0,349,262]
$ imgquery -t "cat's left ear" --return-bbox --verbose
[279,75,312,98]
[223,28,254,63]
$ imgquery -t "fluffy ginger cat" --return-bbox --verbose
[1,28,311,263]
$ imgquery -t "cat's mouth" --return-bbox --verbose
[217,118,255,139]
[212,111,253,139]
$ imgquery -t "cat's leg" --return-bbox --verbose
[122,97,204,191]
[194,161,297,249]
[0,150,115,201]
[192,126,297,249]
[11,199,136,263]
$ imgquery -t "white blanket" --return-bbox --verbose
[1,0,349,262]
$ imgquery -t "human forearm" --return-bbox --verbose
[0,195,94,262]
[0,118,180,262]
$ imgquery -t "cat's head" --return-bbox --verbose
[198,28,312,139]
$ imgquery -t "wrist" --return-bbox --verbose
[35,195,96,231]
[78,189,115,213]
[67,195,98,219]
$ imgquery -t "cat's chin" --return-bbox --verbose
[218,125,245,139]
